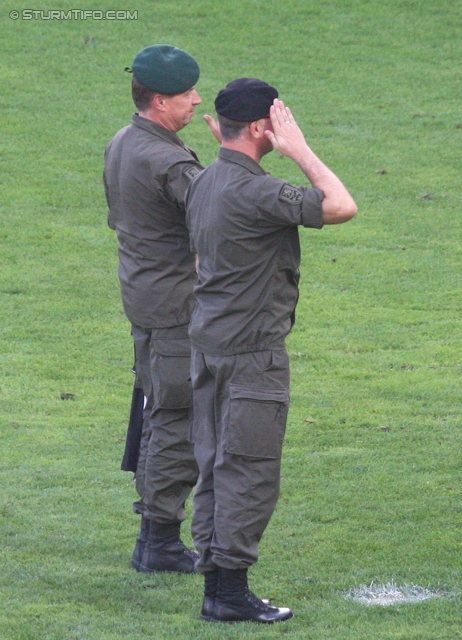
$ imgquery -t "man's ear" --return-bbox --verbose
[249,119,265,138]
[152,93,165,110]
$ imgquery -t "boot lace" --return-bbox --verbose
[172,540,199,559]
[244,587,270,611]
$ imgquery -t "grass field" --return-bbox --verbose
[1,0,461,638]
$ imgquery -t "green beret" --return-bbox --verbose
[131,44,200,94]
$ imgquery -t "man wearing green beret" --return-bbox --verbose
[104,45,203,573]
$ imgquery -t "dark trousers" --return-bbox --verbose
[131,323,199,524]
[190,347,290,570]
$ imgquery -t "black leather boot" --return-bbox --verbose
[139,521,199,573]
[201,568,273,621]
[131,516,150,571]
[209,567,293,623]
[201,569,218,621]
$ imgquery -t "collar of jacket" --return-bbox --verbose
[131,113,187,149]
[218,147,267,176]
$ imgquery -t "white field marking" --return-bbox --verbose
[344,582,451,606]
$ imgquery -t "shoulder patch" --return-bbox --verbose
[279,183,303,205]
[184,165,202,180]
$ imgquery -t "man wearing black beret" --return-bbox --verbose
[186,78,357,622]
[104,45,203,573]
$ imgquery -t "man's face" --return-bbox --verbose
[163,87,202,131]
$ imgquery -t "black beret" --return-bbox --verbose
[131,44,200,94]
[215,78,279,122]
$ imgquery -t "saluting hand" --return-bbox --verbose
[264,100,357,224]
[264,99,309,164]
[203,114,222,143]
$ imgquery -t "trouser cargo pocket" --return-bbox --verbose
[225,385,289,459]
[152,338,192,410]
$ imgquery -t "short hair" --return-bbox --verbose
[131,76,156,111]
[217,114,249,141]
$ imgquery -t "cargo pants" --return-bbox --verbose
[190,347,290,571]
[131,324,199,524]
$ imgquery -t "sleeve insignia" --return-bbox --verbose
[185,165,202,180]
[279,184,303,204]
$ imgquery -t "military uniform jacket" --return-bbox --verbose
[185,147,324,357]
[104,114,203,328]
